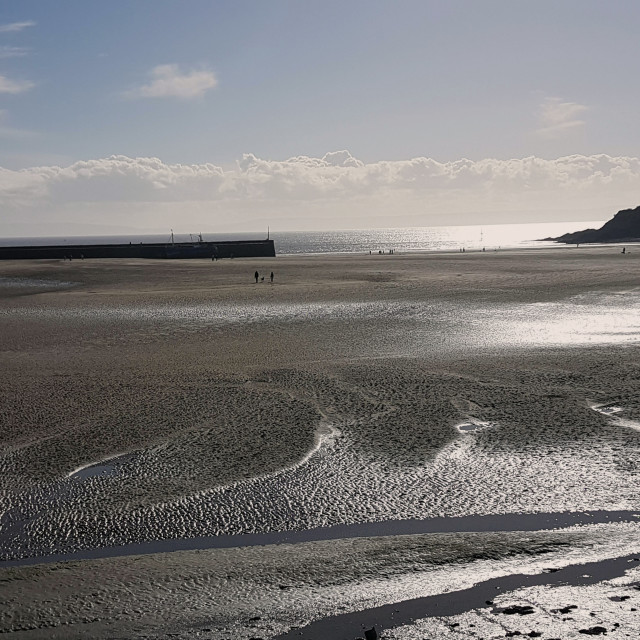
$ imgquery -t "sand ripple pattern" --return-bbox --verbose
[2,360,640,560]
[2,276,640,560]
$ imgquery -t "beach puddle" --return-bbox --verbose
[69,462,117,480]
[4,510,639,568]
[591,403,640,432]
[457,420,495,433]
[592,403,623,416]
[67,454,131,481]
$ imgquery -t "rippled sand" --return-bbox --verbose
[1,248,640,638]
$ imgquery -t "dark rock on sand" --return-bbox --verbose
[500,604,535,615]
[578,627,608,635]
[551,604,578,614]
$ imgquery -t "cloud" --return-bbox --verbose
[0,46,30,58]
[0,74,35,94]
[126,64,218,99]
[1,152,639,232]
[537,97,588,137]
[0,21,35,33]
[322,150,364,168]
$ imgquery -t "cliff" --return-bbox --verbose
[551,206,640,244]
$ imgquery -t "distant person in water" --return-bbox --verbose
[270,271,274,283]
[254,271,259,283]
[622,247,626,254]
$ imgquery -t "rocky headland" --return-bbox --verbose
[550,205,640,244]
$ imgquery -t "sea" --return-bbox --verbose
[0,220,605,255]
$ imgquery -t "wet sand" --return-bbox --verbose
[1,247,640,638]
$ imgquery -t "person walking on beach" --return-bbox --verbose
[254,270,259,283]
[270,271,274,283]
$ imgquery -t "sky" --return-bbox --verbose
[1,0,640,236]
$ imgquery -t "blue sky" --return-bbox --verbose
[1,1,640,234]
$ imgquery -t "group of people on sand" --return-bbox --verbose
[254,270,274,283]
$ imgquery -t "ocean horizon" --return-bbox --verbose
[0,219,606,256]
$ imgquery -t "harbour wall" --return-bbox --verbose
[0,239,276,260]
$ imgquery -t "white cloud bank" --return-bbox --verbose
[1,152,639,234]
[125,64,218,99]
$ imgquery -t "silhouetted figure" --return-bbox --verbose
[622,247,626,254]
[254,271,259,283]
[270,271,274,282]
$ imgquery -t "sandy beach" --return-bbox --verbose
[1,247,640,638]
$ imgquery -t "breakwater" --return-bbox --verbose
[0,239,276,260]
